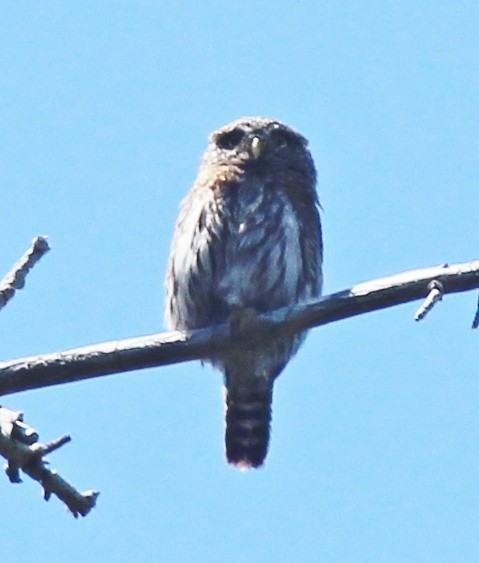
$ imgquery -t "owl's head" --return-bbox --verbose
[203,117,316,185]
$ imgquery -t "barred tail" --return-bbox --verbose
[224,383,273,469]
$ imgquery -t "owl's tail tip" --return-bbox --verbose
[227,456,265,471]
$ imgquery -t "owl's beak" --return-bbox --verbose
[250,136,262,159]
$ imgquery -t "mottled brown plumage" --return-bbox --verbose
[165,117,322,468]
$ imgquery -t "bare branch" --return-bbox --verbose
[0,260,478,397]
[0,407,98,517]
[0,237,50,312]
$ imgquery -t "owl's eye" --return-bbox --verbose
[216,129,245,150]
[271,129,298,149]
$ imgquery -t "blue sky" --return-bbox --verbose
[1,2,479,562]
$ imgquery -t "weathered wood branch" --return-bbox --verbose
[0,237,50,312]
[0,406,99,517]
[0,260,478,398]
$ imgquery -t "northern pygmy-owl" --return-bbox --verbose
[165,117,323,469]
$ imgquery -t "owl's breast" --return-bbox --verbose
[217,186,304,313]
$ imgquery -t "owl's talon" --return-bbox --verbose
[228,308,259,337]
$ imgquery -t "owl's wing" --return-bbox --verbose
[298,198,323,298]
[165,187,229,330]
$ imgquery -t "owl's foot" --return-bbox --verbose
[228,307,259,337]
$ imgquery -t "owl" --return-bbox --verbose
[165,117,323,469]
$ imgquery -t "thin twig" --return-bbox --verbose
[36,434,72,456]
[0,237,50,312]
[0,260,478,397]
[414,280,444,321]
